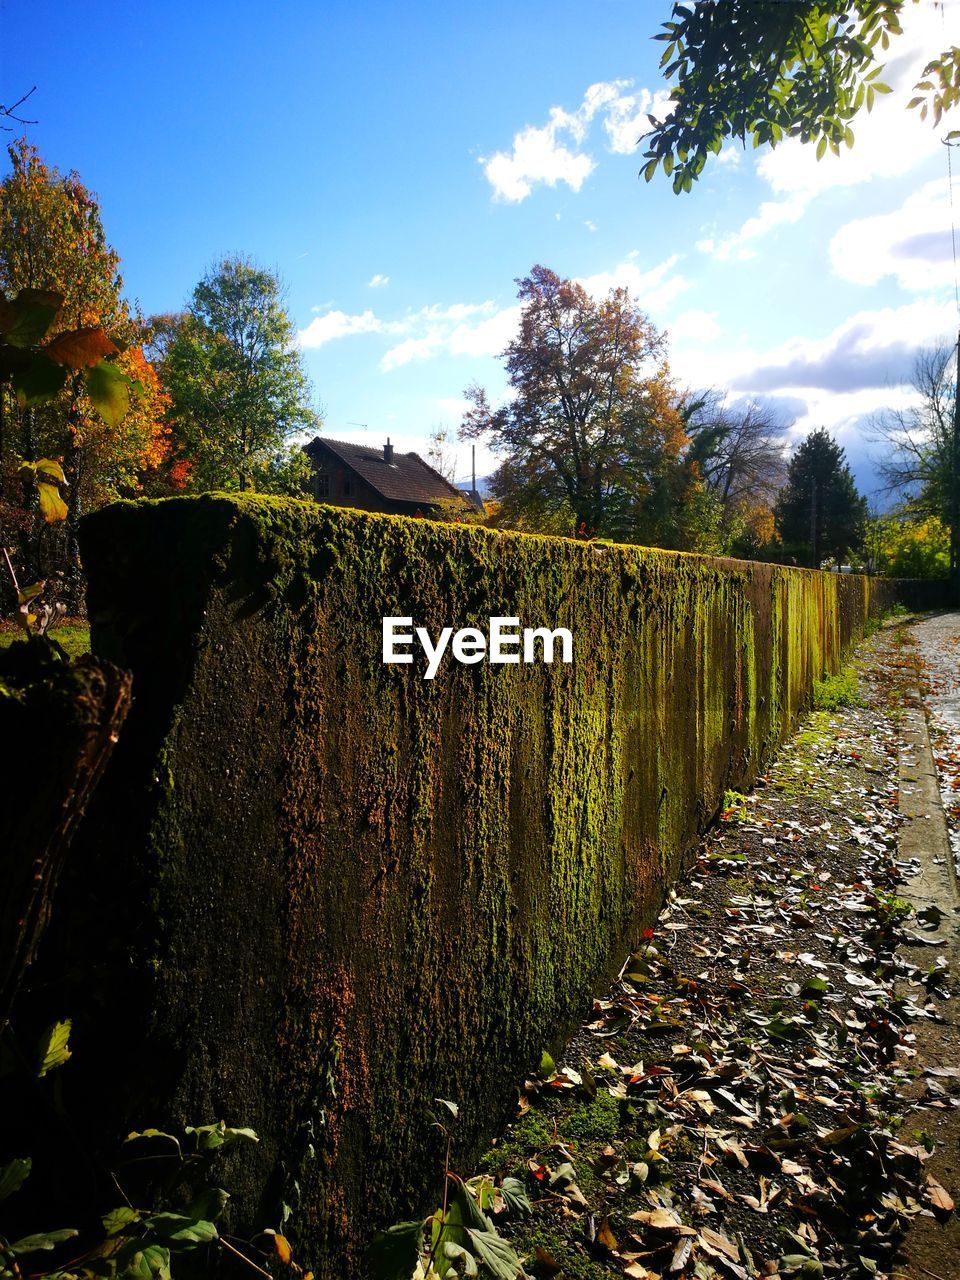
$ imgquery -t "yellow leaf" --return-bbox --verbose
[37,481,67,524]
[38,1020,72,1076]
[273,1235,292,1265]
[34,458,66,484]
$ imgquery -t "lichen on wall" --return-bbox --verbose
[65,494,893,1277]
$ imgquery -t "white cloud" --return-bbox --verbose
[482,119,595,202]
[436,396,473,419]
[447,306,522,358]
[380,335,446,371]
[830,179,955,291]
[298,309,384,348]
[728,298,958,395]
[584,219,598,232]
[380,302,520,370]
[368,273,390,288]
[602,87,674,154]
[480,79,673,201]
[578,253,691,315]
[702,1,954,257]
[668,309,722,344]
[707,195,809,262]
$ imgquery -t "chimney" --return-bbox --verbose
[383,438,394,464]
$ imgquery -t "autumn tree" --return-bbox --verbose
[866,512,950,578]
[643,1,959,192]
[0,139,170,599]
[682,394,788,551]
[774,428,867,567]
[154,258,319,493]
[460,265,701,545]
[871,341,959,575]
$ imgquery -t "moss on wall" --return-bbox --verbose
[61,494,892,1276]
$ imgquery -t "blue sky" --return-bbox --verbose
[3,0,959,497]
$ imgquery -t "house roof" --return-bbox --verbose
[304,436,469,507]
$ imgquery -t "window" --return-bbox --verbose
[344,476,353,497]
[316,473,329,498]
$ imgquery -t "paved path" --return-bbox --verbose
[911,612,960,874]
[895,613,960,1280]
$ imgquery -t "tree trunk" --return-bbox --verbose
[0,640,131,1028]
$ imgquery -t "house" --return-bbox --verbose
[303,436,478,518]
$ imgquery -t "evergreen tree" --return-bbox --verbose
[774,428,867,568]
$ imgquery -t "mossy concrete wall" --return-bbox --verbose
[68,495,892,1275]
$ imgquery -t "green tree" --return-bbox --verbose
[154,257,319,492]
[643,1,959,192]
[868,512,950,578]
[459,265,705,545]
[774,427,867,567]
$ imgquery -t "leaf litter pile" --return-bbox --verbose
[471,629,958,1280]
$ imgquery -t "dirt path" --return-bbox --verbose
[451,620,960,1280]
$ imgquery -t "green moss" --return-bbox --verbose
[508,1223,612,1280]
[812,666,864,710]
[557,1093,623,1146]
[479,1108,557,1172]
[66,493,895,1279]
[0,623,90,659]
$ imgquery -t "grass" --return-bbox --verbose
[812,666,864,710]
[0,622,90,660]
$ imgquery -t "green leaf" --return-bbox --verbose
[801,976,829,997]
[464,1227,523,1280]
[435,1098,459,1120]
[7,1229,78,1256]
[185,1122,258,1150]
[186,1186,229,1222]
[539,1049,555,1077]
[367,1220,423,1280]
[0,1159,31,1202]
[500,1177,532,1218]
[124,1129,182,1151]
[2,289,63,348]
[580,1062,597,1099]
[84,360,132,428]
[37,1020,72,1076]
[442,1242,479,1277]
[103,1207,141,1236]
[450,1186,490,1234]
[12,353,67,408]
[117,1244,172,1280]
[143,1213,218,1246]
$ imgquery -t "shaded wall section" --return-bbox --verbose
[66,495,893,1275]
